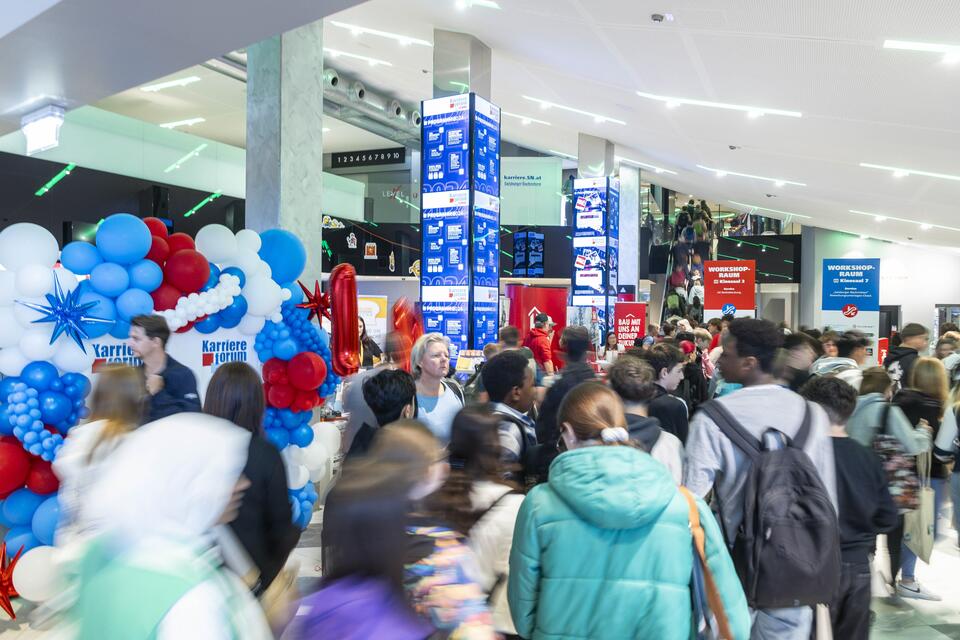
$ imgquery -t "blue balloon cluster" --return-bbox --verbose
[288,481,318,530]
[263,407,313,450]
[255,304,339,393]
[0,490,59,553]
[61,214,159,339]
[1,362,91,460]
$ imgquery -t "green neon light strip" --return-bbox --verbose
[183,190,222,217]
[363,220,380,227]
[164,143,208,173]
[783,259,794,264]
[503,269,513,276]
[500,250,513,258]
[717,253,743,261]
[395,196,420,211]
[409,225,420,232]
[35,163,76,196]
[322,240,333,258]
[724,238,779,251]
[500,226,513,234]
[759,271,792,280]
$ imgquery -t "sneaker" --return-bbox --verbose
[896,581,943,601]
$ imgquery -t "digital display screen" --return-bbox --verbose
[715,235,801,283]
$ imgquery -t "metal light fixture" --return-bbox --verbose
[21,105,65,156]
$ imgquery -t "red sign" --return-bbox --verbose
[703,260,756,316]
[842,304,859,318]
[877,337,889,365]
[506,284,568,338]
[614,302,647,346]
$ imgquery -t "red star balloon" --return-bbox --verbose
[296,280,331,324]
[0,542,23,620]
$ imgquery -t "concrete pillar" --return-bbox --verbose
[577,133,614,178]
[432,29,492,99]
[245,20,325,283]
[618,163,640,292]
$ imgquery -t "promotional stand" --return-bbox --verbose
[571,177,619,335]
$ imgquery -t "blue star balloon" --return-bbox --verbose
[16,273,113,353]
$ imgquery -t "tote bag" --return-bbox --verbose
[904,451,935,563]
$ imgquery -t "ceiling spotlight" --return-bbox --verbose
[715,171,727,178]
[522,96,626,125]
[893,169,909,178]
[327,21,432,47]
[323,48,392,67]
[697,164,805,187]
[615,155,678,175]
[21,105,65,156]
[140,76,201,92]
[875,215,886,222]
[860,162,960,182]
[159,117,205,129]
[729,200,813,219]
[637,91,801,118]
[737,242,743,247]
[921,223,933,230]
[502,111,550,126]
[884,39,960,65]
[747,110,764,119]
[850,209,960,232]
[774,180,785,187]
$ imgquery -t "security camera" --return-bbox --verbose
[323,69,340,89]
[728,145,740,150]
[651,13,664,22]
[350,81,366,102]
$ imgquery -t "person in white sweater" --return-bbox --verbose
[426,407,524,636]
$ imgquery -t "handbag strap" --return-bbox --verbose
[680,486,734,640]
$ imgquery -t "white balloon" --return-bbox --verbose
[16,264,54,298]
[0,223,59,271]
[242,277,283,316]
[0,271,16,306]
[235,229,262,253]
[195,224,238,264]
[256,261,272,277]
[0,307,23,347]
[0,346,29,376]
[234,250,263,279]
[238,315,266,336]
[286,463,309,489]
[270,312,283,323]
[20,328,57,361]
[14,296,47,329]
[281,288,292,301]
[53,267,79,292]
[12,546,64,602]
[311,422,343,463]
[52,337,95,373]
[187,292,200,302]
[283,444,304,466]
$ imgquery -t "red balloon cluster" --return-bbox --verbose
[0,436,59,500]
[262,353,328,413]
[392,297,423,373]
[143,217,211,333]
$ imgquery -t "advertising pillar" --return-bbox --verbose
[420,93,501,360]
[822,258,881,358]
[571,177,619,334]
[703,260,756,318]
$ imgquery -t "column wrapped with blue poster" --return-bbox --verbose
[571,177,619,335]
[822,258,881,358]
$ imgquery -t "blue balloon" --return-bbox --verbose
[220,295,248,323]
[258,229,306,284]
[77,291,117,339]
[21,362,59,392]
[96,213,152,265]
[89,262,130,297]
[115,288,154,322]
[273,339,298,361]
[4,526,40,555]
[61,241,103,275]
[31,496,59,546]
[221,267,246,289]
[110,319,131,340]
[265,428,289,450]
[289,496,301,523]
[39,391,71,424]
[194,314,221,334]
[127,259,163,293]
[280,409,301,430]
[204,263,222,290]
[316,330,330,350]
[0,377,20,401]
[50,379,63,392]
[0,502,11,528]
[291,425,314,448]
[284,283,304,305]
[3,488,45,526]
[61,373,91,399]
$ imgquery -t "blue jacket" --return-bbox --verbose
[145,356,200,422]
[508,446,750,640]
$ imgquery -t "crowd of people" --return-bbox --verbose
[27,309,960,639]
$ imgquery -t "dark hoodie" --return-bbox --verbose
[884,346,920,391]
[625,413,663,452]
[648,385,689,444]
[893,388,950,478]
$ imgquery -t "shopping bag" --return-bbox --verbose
[903,451,935,563]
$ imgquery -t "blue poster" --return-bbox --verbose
[571,177,618,333]
[822,259,880,311]
[472,96,501,197]
[422,94,471,194]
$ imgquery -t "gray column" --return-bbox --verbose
[618,163,640,291]
[577,133,614,178]
[432,29,492,99]
[245,20,325,283]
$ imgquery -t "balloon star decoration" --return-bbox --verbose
[16,273,112,353]
[296,280,331,324]
[0,542,23,619]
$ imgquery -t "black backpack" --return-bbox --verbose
[700,401,840,609]
[491,409,542,490]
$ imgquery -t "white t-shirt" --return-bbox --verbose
[416,383,464,443]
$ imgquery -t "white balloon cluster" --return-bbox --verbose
[194,224,290,327]
[157,273,243,331]
[281,422,343,496]
[0,224,91,375]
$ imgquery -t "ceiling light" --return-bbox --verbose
[35,162,76,197]
[696,164,806,187]
[860,162,960,182]
[159,117,205,129]
[323,48,393,67]
[860,234,869,239]
[322,127,331,133]
[522,96,626,125]
[548,149,577,160]
[140,76,201,92]
[728,200,812,219]
[502,111,550,126]
[183,191,223,218]
[21,105,65,156]
[883,39,960,64]
[849,209,960,232]
[164,143,208,173]
[636,91,802,118]
[327,21,432,47]
[615,155,678,175]
[456,0,500,8]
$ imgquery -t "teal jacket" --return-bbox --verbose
[508,446,750,640]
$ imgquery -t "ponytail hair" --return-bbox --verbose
[557,382,632,446]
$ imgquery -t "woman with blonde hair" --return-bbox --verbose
[508,382,749,639]
[411,333,464,443]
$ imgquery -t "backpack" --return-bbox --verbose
[700,401,840,609]
[492,409,541,490]
[871,403,920,511]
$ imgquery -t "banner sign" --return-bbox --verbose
[571,177,619,334]
[330,147,406,169]
[614,302,647,346]
[513,231,544,277]
[822,258,881,357]
[358,295,389,351]
[703,260,756,318]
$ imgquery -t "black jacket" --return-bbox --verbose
[832,437,898,563]
[145,355,201,422]
[893,388,950,478]
[230,435,302,594]
[625,413,663,453]
[648,384,689,444]
[533,361,596,482]
[884,346,920,391]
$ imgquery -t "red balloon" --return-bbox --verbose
[151,282,183,311]
[26,459,59,494]
[175,320,195,334]
[146,236,170,265]
[143,217,169,238]
[288,352,327,391]
[294,389,319,412]
[330,264,360,377]
[267,383,295,409]
[0,442,30,496]
[166,233,196,255]
[262,358,289,386]
[164,249,210,294]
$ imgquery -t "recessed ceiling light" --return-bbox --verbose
[522,96,626,125]
[636,91,801,118]
[324,48,393,67]
[860,234,869,239]
[849,209,960,232]
[883,39,960,64]
[327,21,432,47]
[141,76,201,92]
[615,155,678,175]
[502,111,551,126]
[728,201,812,219]
[159,117,205,129]
[860,162,960,182]
[456,0,500,9]
[696,164,806,187]
[548,149,577,160]
[323,127,331,133]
